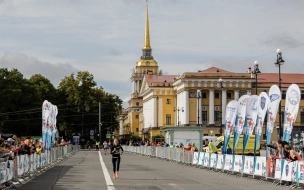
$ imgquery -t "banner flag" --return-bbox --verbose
[253,92,269,175]
[242,95,259,154]
[223,100,238,154]
[266,85,281,157]
[233,95,250,151]
[42,100,58,151]
[242,95,258,172]
[283,84,301,142]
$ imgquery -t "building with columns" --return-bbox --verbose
[117,1,304,144]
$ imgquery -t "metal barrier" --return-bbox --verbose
[0,145,80,189]
[122,145,304,188]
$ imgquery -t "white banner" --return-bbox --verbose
[254,156,266,176]
[266,85,281,142]
[192,152,199,165]
[217,155,224,169]
[203,153,210,167]
[298,161,304,183]
[198,152,204,166]
[243,156,254,175]
[233,155,243,173]
[224,154,233,171]
[210,154,218,169]
[274,159,282,179]
[283,84,301,142]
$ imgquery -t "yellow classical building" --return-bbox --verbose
[117,1,304,144]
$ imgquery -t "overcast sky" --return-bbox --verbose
[0,0,303,108]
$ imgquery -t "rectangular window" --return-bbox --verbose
[215,92,220,99]
[227,92,232,99]
[202,111,208,122]
[215,134,220,137]
[214,111,220,122]
[166,114,171,125]
[202,92,207,98]
[263,133,266,140]
[136,128,139,132]
[166,99,171,104]
[281,112,285,123]
[302,91,304,99]
[135,115,139,119]
[301,112,304,123]
[282,91,286,99]
[203,134,209,136]
[136,102,139,106]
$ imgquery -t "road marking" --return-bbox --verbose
[169,183,184,189]
[98,151,115,190]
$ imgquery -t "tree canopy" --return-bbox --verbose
[0,68,122,141]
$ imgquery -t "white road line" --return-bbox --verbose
[169,183,184,190]
[98,151,116,190]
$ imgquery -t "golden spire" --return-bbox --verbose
[143,0,151,50]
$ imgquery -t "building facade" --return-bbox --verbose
[117,2,304,144]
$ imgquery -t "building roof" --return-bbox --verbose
[145,74,176,87]
[258,73,304,84]
[198,67,232,73]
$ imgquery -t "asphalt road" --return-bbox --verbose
[17,150,290,190]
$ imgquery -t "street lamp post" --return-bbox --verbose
[274,49,285,139]
[174,107,184,126]
[82,114,84,138]
[218,78,224,136]
[197,91,201,126]
[252,61,261,95]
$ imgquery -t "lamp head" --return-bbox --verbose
[254,61,258,66]
[219,78,223,82]
[277,49,281,54]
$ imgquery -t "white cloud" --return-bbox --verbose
[0,52,78,86]
[0,0,304,105]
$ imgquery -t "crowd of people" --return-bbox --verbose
[266,139,302,186]
[124,140,198,151]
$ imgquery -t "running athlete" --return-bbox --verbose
[111,139,124,179]
[103,141,108,155]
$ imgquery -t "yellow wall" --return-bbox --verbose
[161,95,176,127]
[128,112,140,135]
[189,97,197,125]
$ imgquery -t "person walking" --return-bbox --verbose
[96,141,100,151]
[111,139,124,179]
[103,141,109,155]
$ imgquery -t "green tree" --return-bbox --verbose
[57,71,122,140]
[0,68,41,135]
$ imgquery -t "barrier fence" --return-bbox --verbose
[0,145,79,188]
[123,146,304,188]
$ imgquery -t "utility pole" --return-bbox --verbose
[99,102,101,143]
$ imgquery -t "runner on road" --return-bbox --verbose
[111,139,124,179]
[103,141,108,155]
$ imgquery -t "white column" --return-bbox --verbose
[222,90,227,124]
[154,97,157,127]
[197,89,202,125]
[119,118,123,135]
[132,81,135,93]
[185,90,189,125]
[209,89,214,124]
[136,81,140,93]
[158,97,163,127]
[234,90,239,100]
[247,90,252,95]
